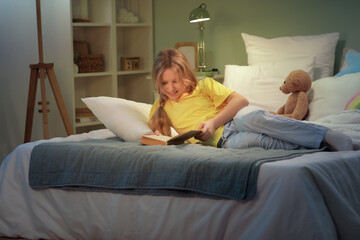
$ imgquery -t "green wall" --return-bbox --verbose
[154,0,360,75]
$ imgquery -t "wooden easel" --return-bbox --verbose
[24,0,73,143]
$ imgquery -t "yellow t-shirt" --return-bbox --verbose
[149,77,234,147]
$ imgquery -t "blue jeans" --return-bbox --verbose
[221,106,328,150]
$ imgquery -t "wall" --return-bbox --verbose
[153,0,360,74]
[0,0,73,160]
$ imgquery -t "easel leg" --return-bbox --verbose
[39,67,50,139]
[24,68,39,143]
[25,63,74,143]
[46,67,74,136]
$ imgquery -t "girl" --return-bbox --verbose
[148,49,353,151]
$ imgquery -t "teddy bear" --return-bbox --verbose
[270,69,312,120]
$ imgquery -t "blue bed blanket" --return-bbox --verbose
[29,138,321,201]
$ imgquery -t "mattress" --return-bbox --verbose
[0,129,359,240]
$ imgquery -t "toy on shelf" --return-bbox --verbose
[121,57,141,71]
[117,0,139,23]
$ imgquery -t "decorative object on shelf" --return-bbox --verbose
[73,41,88,56]
[76,54,104,73]
[121,57,141,71]
[174,42,198,72]
[117,0,139,23]
[74,63,79,74]
[24,0,74,143]
[189,3,210,72]
[73,41,104,73]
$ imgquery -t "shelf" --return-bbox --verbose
[75,72,113,78]
[71,0,153,134]
[73,23,111,27]
[116,23,151,27]
[117,70,151,75]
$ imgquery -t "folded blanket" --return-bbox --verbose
[29,138,321,201]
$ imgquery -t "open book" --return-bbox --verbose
[141,130,202,146]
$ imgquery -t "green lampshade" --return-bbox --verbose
[189,3,210,23]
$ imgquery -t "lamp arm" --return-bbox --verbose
[198,22,206,71]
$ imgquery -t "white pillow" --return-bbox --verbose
[223,57,315,112]
[82,96,153,141]
[307,73,360,121]
[241,32,339,80]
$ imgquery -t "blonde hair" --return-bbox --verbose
[149,49,198,136]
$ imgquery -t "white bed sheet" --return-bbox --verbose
[0,128,359,240]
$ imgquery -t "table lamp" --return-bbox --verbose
[189,3,210,73]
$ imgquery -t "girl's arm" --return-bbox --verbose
[197,91,249,141]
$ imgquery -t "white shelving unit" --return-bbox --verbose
[70,0,153,133]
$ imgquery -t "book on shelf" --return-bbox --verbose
[75,107,98,124]
[75,107,95,118]
[141,130,202,146]
[75,117,98,123]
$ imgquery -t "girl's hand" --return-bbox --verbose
[196,120,216,141]
[147,130,161,136]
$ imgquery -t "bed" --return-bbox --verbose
[1,32,360,240]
